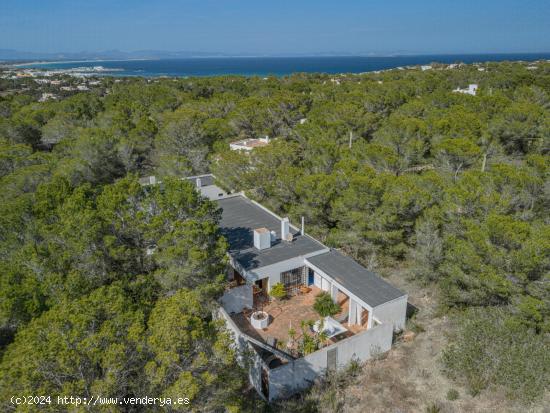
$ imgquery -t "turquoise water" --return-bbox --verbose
[22,54,550,77]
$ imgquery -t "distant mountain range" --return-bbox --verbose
[0,49,238,62]
[0,48,450,63]
[2,49,548,64]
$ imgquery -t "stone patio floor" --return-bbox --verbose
[231,285,367,348]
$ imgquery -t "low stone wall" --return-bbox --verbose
[268,322,393,400]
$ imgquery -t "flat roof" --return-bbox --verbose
[307,250,406,308]
[215,195,326,271]
[138,174,215,188]
[230,138,269,148]
[185,174,214,187]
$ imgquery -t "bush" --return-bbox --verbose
[446,389,459,401]
[269,282,286,300]
[442,307,550,403]
[313,292,341,317]
[425,402,442,413]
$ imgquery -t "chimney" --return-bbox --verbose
[253,228,271,250]
[150,176,156,185]
[281,217,291,242]
[301,216,305,235]
[196,177,202,188]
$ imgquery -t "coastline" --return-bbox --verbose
[13,58,155,68]
[4,53,549,79]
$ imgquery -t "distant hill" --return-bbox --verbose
[0,49,234,62]
[0,49,431,63]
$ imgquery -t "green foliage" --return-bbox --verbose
[146,289,245,410]
[293,320,328,356]
[446,389,459,401]
[1,61,549,406]
[313,292,341,317]
[0,285,147,409]
[269,282,287,300]
[442,308,550,402]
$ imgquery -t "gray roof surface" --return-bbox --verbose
[215,195,326,271]
[185,174,214,187]
[307,250,406,307]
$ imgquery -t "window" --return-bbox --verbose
[280,266,306,296]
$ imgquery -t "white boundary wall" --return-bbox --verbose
[267,322,393,400]
[216,307,265,397]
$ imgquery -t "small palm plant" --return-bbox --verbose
[313,292,341,317]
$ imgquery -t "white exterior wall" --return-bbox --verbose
[313,272,322,289]
[372,295,408,331]
[305,260,376,328]
[321,277,330,292]
[268,323,393,400]
[229,143,253,151]
[246,249,328,292]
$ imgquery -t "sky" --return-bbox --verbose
[1,0,549,55]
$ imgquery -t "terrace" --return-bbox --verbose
[230,285,369,355]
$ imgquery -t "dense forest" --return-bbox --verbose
[0,61,549,412]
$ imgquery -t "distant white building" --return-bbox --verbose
[421,65,432,71]
[453,84,478,96]
[39,93,57,102]
[229,136,270,152]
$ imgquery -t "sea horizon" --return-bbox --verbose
[14,52,550,77]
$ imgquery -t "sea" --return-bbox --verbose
[20,53,550,77]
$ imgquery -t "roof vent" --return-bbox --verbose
[196,177,202,188]
[281,218,292,242]
[253,227,271,250]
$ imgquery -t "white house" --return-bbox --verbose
[229,136,270,151]
[190,174,408,401]
[453,84,479,96]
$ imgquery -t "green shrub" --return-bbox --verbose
[446,389,459,401]
[313,292,341,317]
[442,307,550,403]
[269,282,286,300]
[425,402,442,413]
